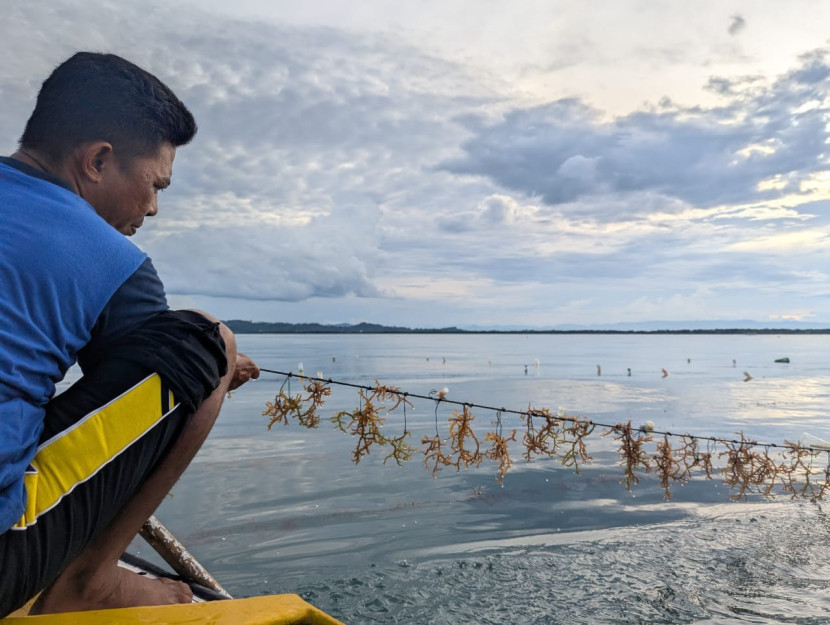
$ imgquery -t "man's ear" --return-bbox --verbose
[78,141,115,183]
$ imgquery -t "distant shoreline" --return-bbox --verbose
[223,320,830,335]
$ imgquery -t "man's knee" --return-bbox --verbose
[91,310,230,413]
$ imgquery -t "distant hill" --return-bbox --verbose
[223,320,464,334]
[223,319,830,334]
[547,319,830,332]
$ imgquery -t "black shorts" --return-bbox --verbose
[0,310,227,617]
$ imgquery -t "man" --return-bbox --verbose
[0,52,259,615]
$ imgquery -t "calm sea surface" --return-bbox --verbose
[117,333,830,623]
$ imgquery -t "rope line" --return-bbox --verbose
[258,368,829,455]
[259,367,830,499]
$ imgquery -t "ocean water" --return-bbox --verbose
[130,333,830,623]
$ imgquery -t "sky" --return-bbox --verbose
[4,0,830,328]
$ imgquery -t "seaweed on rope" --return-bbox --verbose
[328,382,415,465]
[260,369,830,501]
[264,376,331,429]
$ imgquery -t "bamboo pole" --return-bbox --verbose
[139,515,232,599]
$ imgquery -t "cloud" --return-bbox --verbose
[440,50,830,217]
[142,198,383,301]
[435,194,520,232]
[728,15,746,36]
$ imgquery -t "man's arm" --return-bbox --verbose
[78,260,259,395]
[78,257,168,373]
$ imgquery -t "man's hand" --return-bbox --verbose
[229,352,260,391]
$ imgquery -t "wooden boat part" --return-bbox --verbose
[139,515,232,599]
[0,594,345,624]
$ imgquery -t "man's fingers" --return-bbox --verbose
[227,353,260,392]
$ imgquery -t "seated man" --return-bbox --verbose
[0,52,259,616]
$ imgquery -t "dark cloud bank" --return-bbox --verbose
[442,49,830,216]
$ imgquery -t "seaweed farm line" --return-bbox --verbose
[114,333,830,624]
[261,367,830,502]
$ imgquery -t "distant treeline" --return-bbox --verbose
[222,320,830,335]
[223,320,464,334]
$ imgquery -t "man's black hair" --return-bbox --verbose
[19,52,197,163]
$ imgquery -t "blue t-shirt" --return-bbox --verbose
[0,157,167,533]
[78,257,169,372]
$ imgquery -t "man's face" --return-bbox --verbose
[93,142,176,236]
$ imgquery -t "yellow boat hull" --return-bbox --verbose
[1,594,344,624]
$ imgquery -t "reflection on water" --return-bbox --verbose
[296,501,830,624]
[726,376,830,430]
[134,334,830,623]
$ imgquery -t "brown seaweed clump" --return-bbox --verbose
[485,429,517,485]
[330,381,414,465]
[264,379,331,429]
